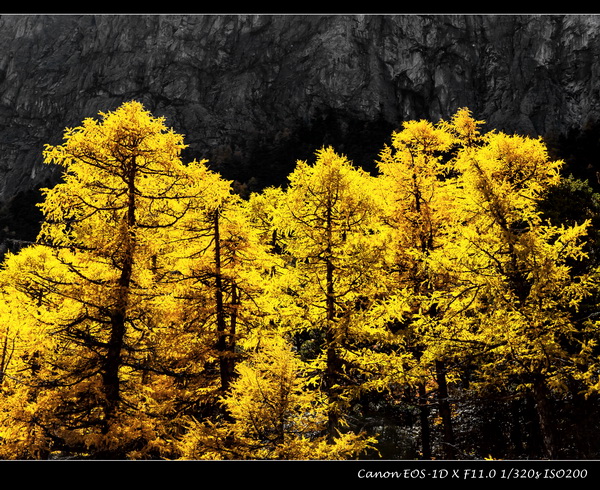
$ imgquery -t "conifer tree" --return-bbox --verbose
[0,101,223,458]
[163,179,276,421]
[450,121,598,458]
[375,114,465,459]
[0,246,63,458]
[177,332,376,459]
[268,146,390,445]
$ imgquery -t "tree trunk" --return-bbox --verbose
[214,208,234,393]
[228,282,238,382]
[0,329,15,386]
[324,204,341,443]
[325,256,341,442]
[418,382,432,459]
[435,360,456,459]
[104,308,127,428]
[509,398,525,456]
[532,378,557,459]
[102,160,136,433]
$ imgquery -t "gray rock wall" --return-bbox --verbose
[0,13,599,202]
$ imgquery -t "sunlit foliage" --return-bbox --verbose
[0,102,598,460]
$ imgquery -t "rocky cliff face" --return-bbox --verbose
[1,14,600,231]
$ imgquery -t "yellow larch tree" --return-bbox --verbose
[265,146,393,450]
[177,332,376,459]
[449,120,599,459]
[0,246,67,459]
[0,101,228,458]
[375,112,469,459]
[372,108,599,460]
[161,176,277,424]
